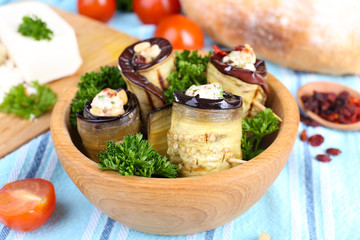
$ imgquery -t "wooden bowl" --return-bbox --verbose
[50,70,299,235]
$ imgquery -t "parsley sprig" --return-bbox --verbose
[18,15,53,41]
[0,81,57,119]
[98,133,178,178]
[70,66,126,126]
[164,50,210,102]
[241,108,280,160]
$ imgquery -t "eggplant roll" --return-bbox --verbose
[207,45,269,118]
[147,104,172,157]
[167,91,243,177]
[76,89,141,161]
[118,38,175,123]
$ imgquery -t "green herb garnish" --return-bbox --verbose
[241,108,280,160]
[164,50,210,102]
[0,81,57,119]
[70,66,126,126]
[116,0,132,11]
[98,133,178,178]
[18,15,53,41]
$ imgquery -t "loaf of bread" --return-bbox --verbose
[180,0,360,75]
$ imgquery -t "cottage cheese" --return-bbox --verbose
[222,44,256,71]
[185,83,224,100]
[90,88,127,117]
[133,41,161,64]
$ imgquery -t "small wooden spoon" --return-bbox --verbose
[297,81,360,131]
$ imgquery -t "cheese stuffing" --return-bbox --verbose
[222,44,256,71]
[133,41,161,64]
[90,88,127,117]
[185,83,224,100]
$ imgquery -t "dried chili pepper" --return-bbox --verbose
[301,90,360,124]
[326,148,342,156]
[316,154,331,162]
[308,134,324,147]
[300,114,320,127]
[299,129,308,141]
[212,45,228,56]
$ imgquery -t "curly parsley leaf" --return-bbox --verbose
[0,81,57,119]
[241,108,280,160]
[164,50,210,102]
[18,15,53,41]
[98,133,178,178]
[70,66,126,126]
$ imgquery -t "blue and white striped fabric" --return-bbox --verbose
[1,1,360,239]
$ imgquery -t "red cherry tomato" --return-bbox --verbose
[154,14,205,50]
[78,0,116,23]
[0,178,56,232]
[133,0,181,24]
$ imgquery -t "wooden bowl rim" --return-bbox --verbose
[50,71,299,186]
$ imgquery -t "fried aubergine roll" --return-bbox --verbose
[77,88,141,161]
[167,83,243,177]
[118,38,175,123]
[207,44,269,118]
[147,103,172,157]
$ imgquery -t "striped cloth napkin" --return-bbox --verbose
[1,1,360,239]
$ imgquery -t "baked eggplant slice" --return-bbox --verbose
[118,38,175,123]
[207,44,269,118]
[167,87,243,177]
[76,88,141,161]
[147,104,172,157]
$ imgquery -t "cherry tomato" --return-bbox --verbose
[154,14,205,50]
[0,178,56,232]
[133,0,181,24]
[78,0,116,23]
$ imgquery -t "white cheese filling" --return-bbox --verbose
[222,44,256,71]
[133,41,161,63]
[185,83,224,100]
[90,88,127,117]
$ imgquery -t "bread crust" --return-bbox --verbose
[180,0,360,75]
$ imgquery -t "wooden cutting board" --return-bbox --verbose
[0,5,138,158]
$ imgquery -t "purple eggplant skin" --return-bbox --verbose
[76,89,141,162]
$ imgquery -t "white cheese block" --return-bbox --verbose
[0,43,7,65]
[0,1,82,84]
[0,59,24,104]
